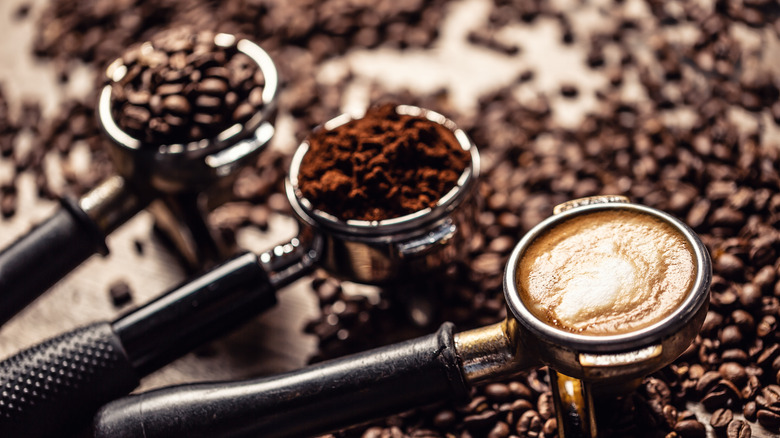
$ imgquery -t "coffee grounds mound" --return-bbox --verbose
[110,27,265,147]
[297,104,470,222]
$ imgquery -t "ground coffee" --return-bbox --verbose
[297,104,470,221]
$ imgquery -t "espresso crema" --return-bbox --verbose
[518,209,696,335]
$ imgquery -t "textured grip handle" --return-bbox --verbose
[0,322,139,437]
[0,198,107,325]
[94,322,469,438]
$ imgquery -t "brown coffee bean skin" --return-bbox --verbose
[516,410,542,436]
[719,362,748,387]
[757,409,780,430]
[485,383,511,402]
[726,419,751,438]
[709,408,733,431]
[674,419,706,438]
[197,77,229,95]
[743,401,758,422]
[433,410,456,429]
[536,392,554,420]
[487,421,510,438]
[162,95,191,115]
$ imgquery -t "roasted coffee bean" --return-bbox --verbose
[720,325,743,346]
[197,77,229,96]
[516,410,542,436]
[719,362,748,387]
[537,392,554,420]
[162,95,191,114]
[743,401,758,422]
[433,410,456,429]
[709,408,733,430]
[726,419,751,438]
[696,371,723,394]
[757,409,780,430]
[487,421,510,438]
[485,383,511,402]
[463,409,499,433]
[108,280,133,307]
[674,419,705,438]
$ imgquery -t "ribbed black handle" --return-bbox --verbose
[0,198,107,325]
[94,322,469,438]
[0,322,138,437]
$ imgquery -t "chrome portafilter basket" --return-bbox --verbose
[95,33,279,268]
[0,32,278,326]
[97,34,278,195]
[498,196,713,436]
[284,104,480,284]
[91,196,711,438]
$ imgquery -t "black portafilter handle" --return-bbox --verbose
[93,323,470,438]
[0,252,279,437]
[0,198,108,326]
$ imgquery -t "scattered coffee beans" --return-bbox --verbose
[2,0,779,437]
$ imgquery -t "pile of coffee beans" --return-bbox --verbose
[110,27,266,146]
[1,0,779,437]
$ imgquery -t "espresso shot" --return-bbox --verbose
[518,208,696,336]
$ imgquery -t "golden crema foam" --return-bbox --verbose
[518,210,696,336]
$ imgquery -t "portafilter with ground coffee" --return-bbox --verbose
[0,104,479,437]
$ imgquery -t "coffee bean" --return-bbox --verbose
[163,95,191,114]
[463,410,499,433]
[696,371,723,394]
[537,392,554,420]
[732,309,756,334]
[194,95,222,110]
[433,410,456,429]
[516,410,542,436]
[674,419,705,438]
[719,362,748,387]
[487,421,510,438]
[108,280,133,307]
[197,77,229,96]
[720,325,743,346]
[726,419,751,438]
[757,409,780,430]
[485,383,511,402]
[743,401,758,422]
[709,408,733,430]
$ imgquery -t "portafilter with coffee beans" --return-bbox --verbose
[0,29,279,326]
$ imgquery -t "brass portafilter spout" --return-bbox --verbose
[0,105,479,437]
[93,196,712,438]
[0,30,279,326]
